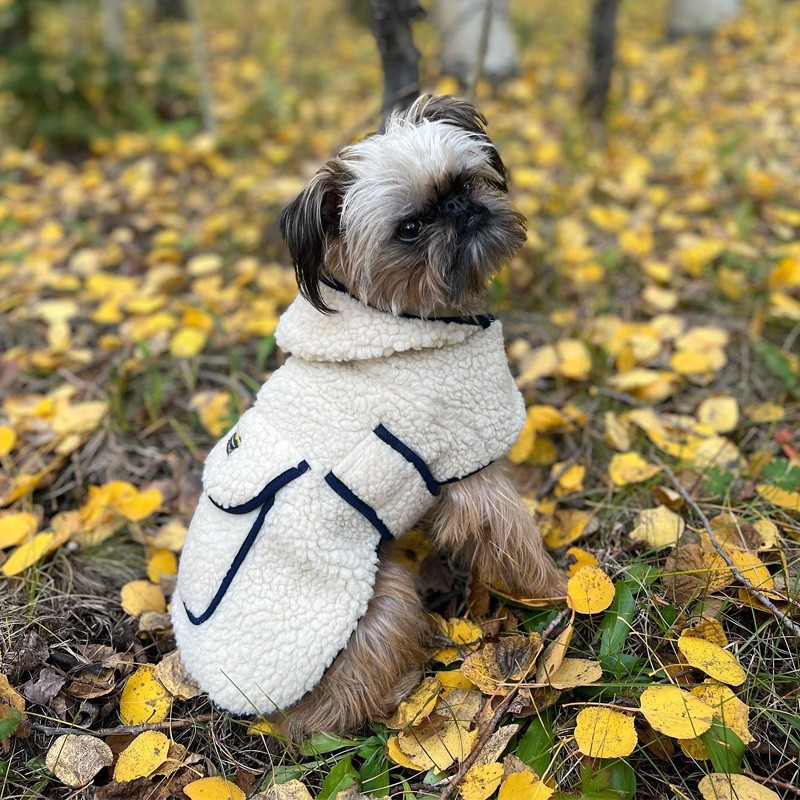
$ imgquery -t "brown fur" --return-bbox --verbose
[275,560,430,736]
[428,462,566,598]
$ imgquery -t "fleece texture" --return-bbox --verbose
[171,282,526,715]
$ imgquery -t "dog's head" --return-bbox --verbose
[280,95,526,316]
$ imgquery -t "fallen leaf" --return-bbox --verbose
[184,776,246,800]
[432,617,483,665]
[608,452,661,486]
[146,549,178,583]
[120,580,166,616]
[566,567,615,614]
[697,396,739,433]
[574,707,637,758]
[119,666,172,725]
[677,633,746,686]
[565,547,598,576]
[113,730,170,782]
[384,677,442,729]
[548,658,602,689]
[153,651,200,700]
[698,774,779,800]
[679,682,753,759]
[756,483,800,512]
[628,505,685,549]
[498,769,554,800]
[253,780,314,800]
[395,718,479,771]
[639,685,714,739]
[460,633,543,694]
[0,511,38,549]
[462,762,505,800]
[46,734,113,788]
[2,532,55,576]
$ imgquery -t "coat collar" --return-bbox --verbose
[275,280,495,362]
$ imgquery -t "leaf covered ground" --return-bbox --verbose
[1,0,799,798]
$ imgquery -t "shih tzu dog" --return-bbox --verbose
[171,95,564,737]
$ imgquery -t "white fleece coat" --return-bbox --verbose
[172,282,526,715]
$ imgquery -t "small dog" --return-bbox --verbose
[172,95,563,735]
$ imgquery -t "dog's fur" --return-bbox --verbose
[276,96,564,735]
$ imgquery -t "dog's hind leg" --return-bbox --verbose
[428,462,565,599]
[273,559,430,736]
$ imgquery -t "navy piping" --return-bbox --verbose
[184,460,309,625]
[439,460,494,485]
[320,277,494,329]
[373,424,440,496]
[325,471,393,543]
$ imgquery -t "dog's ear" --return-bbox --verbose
[402,95,508,191]
[280,159,351,313]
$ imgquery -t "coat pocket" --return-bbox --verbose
[324,423,440,541]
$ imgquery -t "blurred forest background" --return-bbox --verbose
[1,1,799,799]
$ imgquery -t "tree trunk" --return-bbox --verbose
[668,0,739,37]
[434,0,519,87]
[582,0,620,119]
[368,0,424,130]
[155,0,186,21]
[183,0,218,135]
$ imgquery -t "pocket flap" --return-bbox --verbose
[202,406,307,509]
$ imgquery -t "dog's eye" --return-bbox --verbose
[462,178,474,192]
[397,219,422,242]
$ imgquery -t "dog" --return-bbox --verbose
[171,95,563,736]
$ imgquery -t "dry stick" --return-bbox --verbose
[466,0,494,105]
[31,713,215,738]
[743,769,800,797]
[654,456,800,638]
[439,607,572,800]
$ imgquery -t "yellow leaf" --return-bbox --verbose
[517,345,558,387]
[677,634,746,686]
[567,567,615,615]
[767,257,800,290]
[508,413,537,464]
[153,651,200,700]
[460,633,543,694]
[544,509,594,548]
[608,452,661,486]
[638,685,713,739]
[727,550,776,594]
[254,779,314,800]
[120,580,166,616]
[565,547,598,576]
[462,763,505,800]
[247,719,282,737]
[396,718,478,771]
[697,396,739,434]
[0,426,16,456]
[45,734,113,788]
[2,533,55,576]
[683,618,728,648]
[554,339,592,380]
[698,774,779,800]
[113,731,170,782]
[184,776,246,800]
[435,671,474,691]
[603,412,631,451]
[147,549,178,583]
[0,673,25,718]
[170,327,208,358]
[752,519,779,550]
[574,707,637,758]
[679,682,753,759]
[0,512,38,549]
[384,677,442,728]
[386,735,421,770]
[548,658,603,689]
[745,403,785,423]
[432,617,483,665]
[114,487,162,522]
[534,622,574,687]
[119,666,172,725]
[149,519,188,552]
[499,770,554,800]
[189,391,231,436]
[186,253,223,277]
[628,506,685,549]
[51,401,108,436]
[756,483,800,512]
[551,462,585,497]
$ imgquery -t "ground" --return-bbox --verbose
[0,0,799,798]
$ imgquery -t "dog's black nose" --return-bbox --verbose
[444,193,470,216]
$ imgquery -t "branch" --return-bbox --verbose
[439,607,572,800]
[31,713,215,738]
[654,456,800,638]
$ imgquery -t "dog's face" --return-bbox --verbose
[280,95,526,316]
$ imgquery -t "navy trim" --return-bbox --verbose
[325,471,393,543]
[373,424,440,496]
[320,277,494,329]
[184,460,310,625]
[439,460,494,485]
[208,461,309,515]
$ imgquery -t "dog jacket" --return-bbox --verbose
[171,281,526,715]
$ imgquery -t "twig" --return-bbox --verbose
[743,769,800,797]
[590,386,652,409]
[439,607,571,800]
[654,457,800,638]
[535,448,583,500]
[31,713,215,738]
[466,0,493,104]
